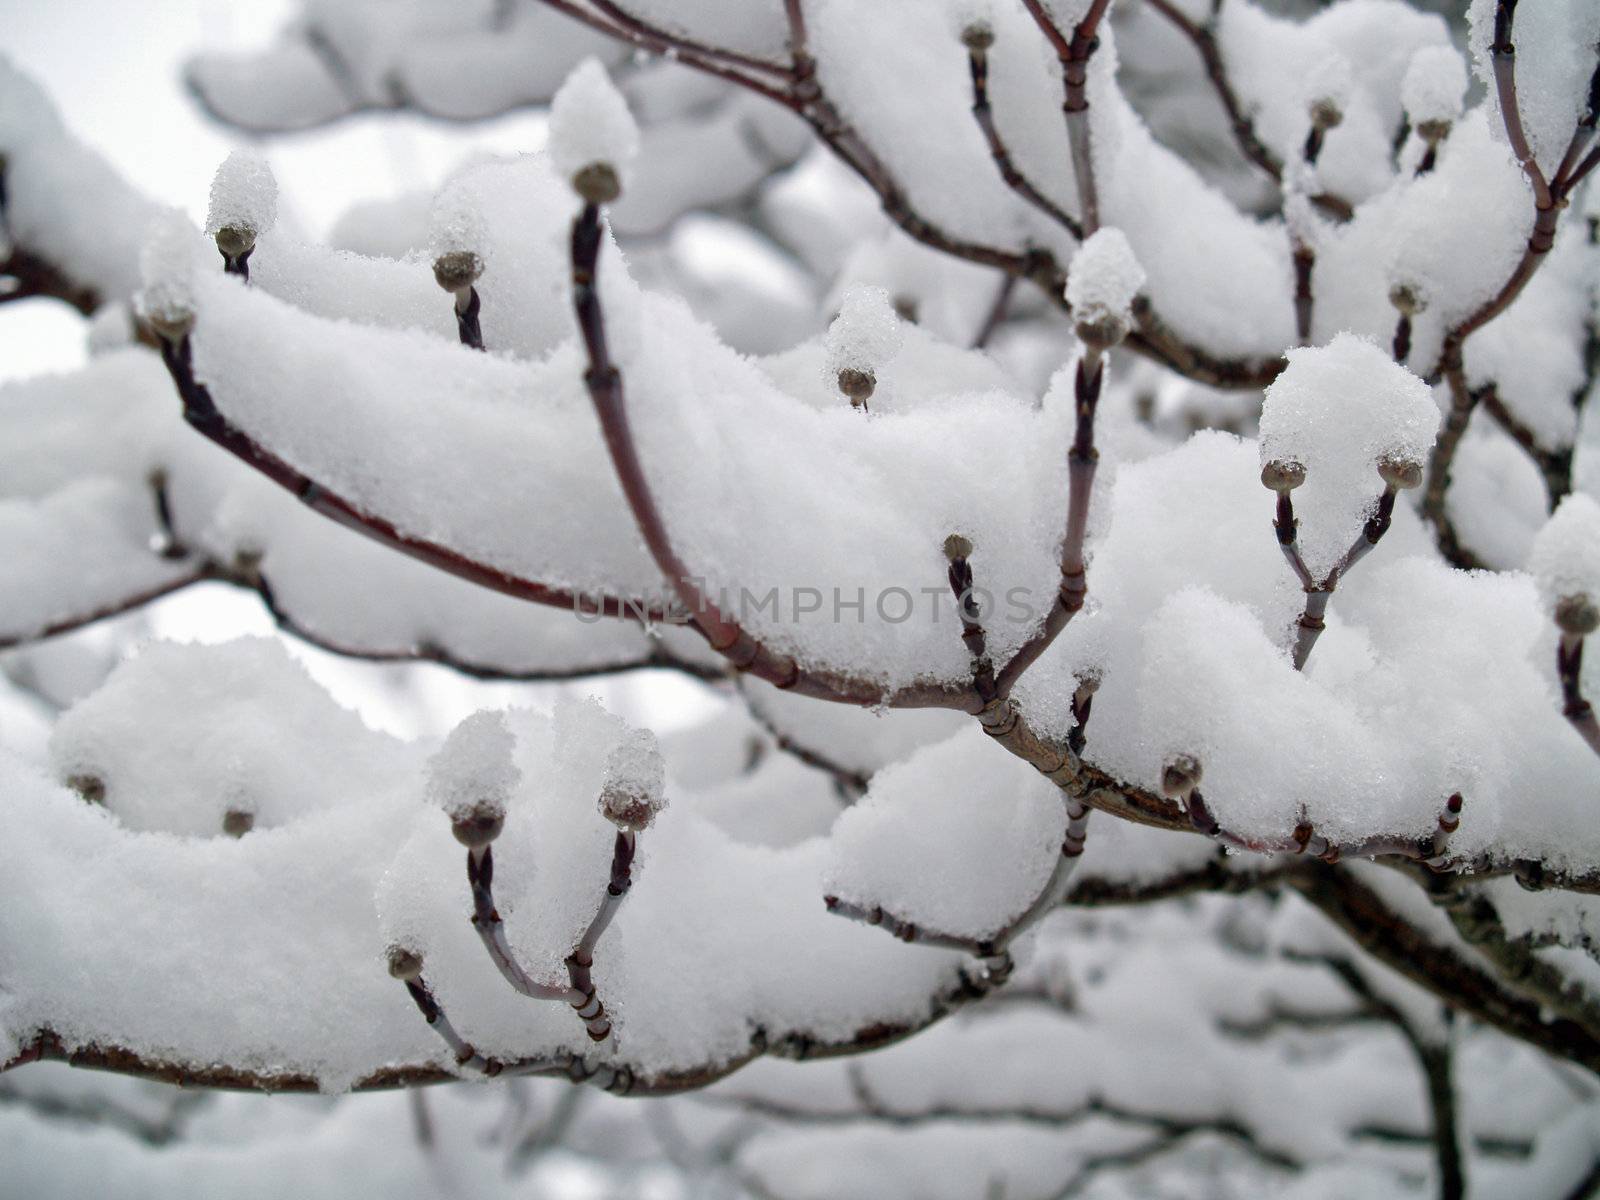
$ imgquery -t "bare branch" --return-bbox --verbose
[965,32,1083,240]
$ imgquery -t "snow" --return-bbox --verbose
[0,55,159,302]
[1258,334,1440,578]
[9,2,1600,1185]
[547,58,640,190]
[1467,0,1600,177]
[824,285,904,378]
[425,710,519,824]
[1064,227,1144,327]
[1529,493,1600,615]
[1401,44,1467,128]
[133,209,206,336]
[205,151,279,240]
[599,726,666,831]
[5,650,975,1087]
[824,727,1067,940]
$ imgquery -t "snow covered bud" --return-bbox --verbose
[1530,495,1600,634]
[826,285,903,409]
[1260,459,1306,493]
[222,808,255,838]
[944,533,974,563]
[1388,281,1427,318]
[1556,595,1600,637]
[386,944,425,982]
[1401,45,1466,146]
[961,21,994,52]
[1160,754,1202,799]
[205,150,277,271]
[135,209,201,342]
[1258,333,1439,502]
[1304,55,1351,132]
[549,58,639,203]
[428,711,520,849]
[599,727,666,833]
[1376,455,1423,491]
[431,250,483,294]
[1065,228,1144,350]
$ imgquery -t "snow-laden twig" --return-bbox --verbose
[963,23,1083,241]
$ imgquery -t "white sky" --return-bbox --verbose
[1,0,549,381]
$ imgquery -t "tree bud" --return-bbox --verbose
[1416,119,1451,146]
[432,250,483,293]
[1260,460,1307,493]
[599,783,659,832]
[837,367,876,406]
[572,162,621,205]
[1309,98,1343,131]
[1388,282,1427,317]
[1161,754,1202,798]
[961,22,994,52]
[451,804,505,848]
[1377,456,1423,491]
[213,224,256,259]
[943,533,974,563]
[222,808,255,838]
[1073,312,1129,352]
[1555,594,1600,636]
[386,945,425,981]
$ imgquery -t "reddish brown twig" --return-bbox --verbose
[993,347,1105,696]
[1558,630,1600,762]
[1422,9,1599,560]
[1142,0,1279,181]
[532,2,1281,393]
[588,0,793,79]
[1019,0,1110,237]
[564,831,638,1042]
[155,332,674,623]
[944,534,996,704]
[965,33,1083,241]
[568,195,969,710]
[1272,481,1400,670]
[533,0,795,105]
[465,845,588,1005]
[823,792,1089,964]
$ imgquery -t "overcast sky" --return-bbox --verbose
[2,0,548,380]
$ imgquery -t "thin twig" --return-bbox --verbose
[966,38,1083,240]
[156,333,676,623]
[1559,631,1600,761]
[1274,484,1399,670]
[993,347,1104,695]
[1019,0,1111,237]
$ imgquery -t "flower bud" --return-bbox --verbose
[1388,282,1427,317]
[1073,312,1129,352]
[432,250,483,293]
[1309,97,1343,132]
[1260,459,1307,493]
[222,808,255,838]
[386,944,425,982]
[451,806,505,849]
[836,367,876,407]
[1161,754,1202,798]
[572,162,621,205]
[961,22,994,52]
[1416,119,1451,147]
[213,224,256,260]
[944,533,974,563]
[66,774,106,804]
[1377,456,1423,491]
[1555,594,1600,636]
